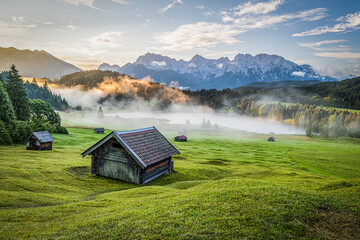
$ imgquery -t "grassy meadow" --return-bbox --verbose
[0,126,359,239]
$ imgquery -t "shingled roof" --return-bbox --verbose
[81,127,180,168]
[28,131,54,143]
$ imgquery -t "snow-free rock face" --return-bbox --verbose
[98,52,336,89]
[0,47,82,80]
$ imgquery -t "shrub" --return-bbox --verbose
[306,128,312,137]
[55,125,69,134]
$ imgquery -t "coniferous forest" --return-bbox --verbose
[0,65,68,145]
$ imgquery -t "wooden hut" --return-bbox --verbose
[81,127,180,184]
[174,135,187,142]
[94,128,105,134]
[26,131,54,150]
[268,136,275,142]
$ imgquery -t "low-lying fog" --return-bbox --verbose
[107,111,303,135]
[52,85,304,135]
[62,108,304,135]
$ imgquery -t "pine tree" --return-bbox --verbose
[97,106,104,118]
[0,77,16,126]
[5,65,30,121]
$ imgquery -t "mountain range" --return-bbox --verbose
[99,53,336,90]
[0,47,81,79]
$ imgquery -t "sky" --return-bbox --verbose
[0,0,359,78]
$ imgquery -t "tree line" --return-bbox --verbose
[236,98,360,138]
[0,65,68,145]
[183,77,360,111]
[25,81,69,111]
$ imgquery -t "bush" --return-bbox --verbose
[320,124,329,138]
[55,125,69,134]
[29,117,56,133]
[306,128,312,137]
[11,121,33,144]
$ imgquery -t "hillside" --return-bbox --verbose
[300,77,360,108]
[54,70,126,89]
[244,80,321,88]
[0,127,359,239]
[232,77,360,110]
[0,47,81,79]
[55,70,190,107]
[99,52,335,90]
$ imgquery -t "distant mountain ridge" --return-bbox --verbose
[99,53,336,90]
[0,47,81,79]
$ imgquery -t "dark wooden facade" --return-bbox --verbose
[94,128,105,134]
[268,136,275,142]
[82,127,180,184]
[175,135,187,142]
[26,131,54,150]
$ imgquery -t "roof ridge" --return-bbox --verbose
[117,126,155,135]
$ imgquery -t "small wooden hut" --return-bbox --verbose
[81,127,180,184]
[268,136,275,142]
[94,128,105,134]
[26,131,54,150]
[175,135,187,142]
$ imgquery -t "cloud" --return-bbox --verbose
[154,2,327,51]
[34,19,53,25]
[298,39,360,60]
[298,39,347,51]
[197,5,205,10]
[0,17,36,36]
[293,10,360,37]
[111,0,129,4]
[67,25,82,31]
[314,65,348,79]
[231,0,284,16]
[222,8,327,29]
[88,31,124,47]
[159,0,183,14]
[291,71,305,77]
[151,61,167,67]
[62,0,104,11]
[315,51,360,59]
[154,22,244,51]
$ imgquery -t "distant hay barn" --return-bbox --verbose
[81,127,180,184]
[26,131,54,150]
[94,128,105,134]
[174,135,187,142]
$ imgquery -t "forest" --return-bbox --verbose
[182,78,360,138]
[25,81,69,111]
[0,65,68,145]
[184,77,360,111]
[235,99,360,138]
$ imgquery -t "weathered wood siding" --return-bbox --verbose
[26,138,52,150]
[142,157,171,184]
[90,138,172,184]
[92,139,142,184]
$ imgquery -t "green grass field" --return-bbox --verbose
[1,127,359,239]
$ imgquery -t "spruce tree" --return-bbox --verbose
[97,106,104,118]
[5,65,30,121]
[0,76,16,126]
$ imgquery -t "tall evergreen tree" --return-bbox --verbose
[5,65,30,121]
[0,76,16,126]
[97,106,104,118]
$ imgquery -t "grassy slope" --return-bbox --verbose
[0,127,359,239]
